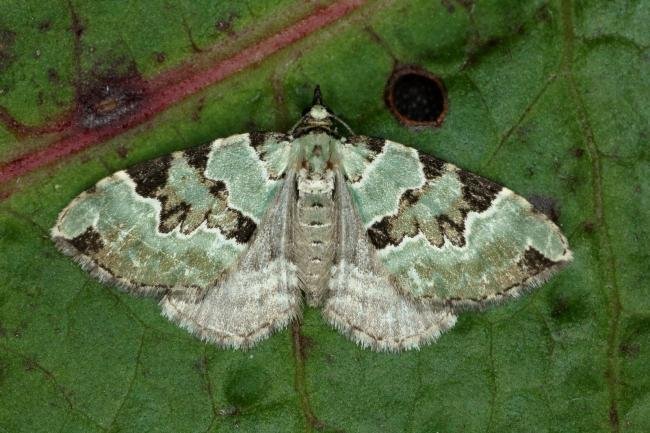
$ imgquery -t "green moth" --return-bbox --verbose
[52,87,571,351]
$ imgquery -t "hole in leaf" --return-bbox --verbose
[385,66,447,127]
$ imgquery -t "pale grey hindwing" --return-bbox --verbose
[321,169,457,351]
[160,169,302,349]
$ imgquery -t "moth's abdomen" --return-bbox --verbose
[295,169,336,306]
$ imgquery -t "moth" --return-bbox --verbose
[52,87,572,351]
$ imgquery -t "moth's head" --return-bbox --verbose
[292,86,353,137]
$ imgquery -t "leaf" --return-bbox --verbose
[0,0,648,432]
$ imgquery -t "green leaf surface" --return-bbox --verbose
[0,0,648,432]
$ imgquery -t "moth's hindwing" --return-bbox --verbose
[52,132,290,297]
[161,163,301,349]
[342,136,572,308]
[323,168,457,351]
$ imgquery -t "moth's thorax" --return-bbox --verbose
[298,132,336,174]
[295,135,337,305]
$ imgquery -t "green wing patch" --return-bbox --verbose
[346,139,572,308]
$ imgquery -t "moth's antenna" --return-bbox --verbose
[312,85,323,106]
[331,113,355,135]
[289,114,309,135]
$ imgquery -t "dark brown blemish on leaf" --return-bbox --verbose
[154,51,167,64]
[69,226,104,254]
[76,58,147,129]
[385,65,447,127]
[215,13,238,36]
